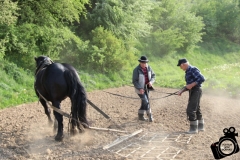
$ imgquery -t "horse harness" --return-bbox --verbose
[35,57,54,77]
[34,58,87,129]
[34,57,54,95]
[34,57,110,128]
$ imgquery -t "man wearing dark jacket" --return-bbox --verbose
[177,58,205,134]
[132,56,155,122]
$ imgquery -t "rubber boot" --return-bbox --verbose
[198,119,205,131]
[187,120,198,134]
[147,113,154,122]
[138,113,147,121]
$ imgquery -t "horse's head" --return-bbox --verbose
[34,56,54,75]
[35,55,54,68]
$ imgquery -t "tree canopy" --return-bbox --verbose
[1,0,240,72]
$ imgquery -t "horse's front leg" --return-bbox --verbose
[39,99,53,126]
[52,101,64,141]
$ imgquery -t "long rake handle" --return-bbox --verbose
[89,126,127,133]
[37,90,110,121]
[37,90,126,132]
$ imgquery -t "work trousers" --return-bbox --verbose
[138,92,151,114]
[187,87,203,121]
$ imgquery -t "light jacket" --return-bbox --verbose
[132,64,155,94]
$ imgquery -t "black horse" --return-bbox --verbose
[34,55,88,141]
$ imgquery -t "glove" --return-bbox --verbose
[147,85,154,91]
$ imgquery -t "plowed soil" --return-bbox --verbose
[0,86,240,160]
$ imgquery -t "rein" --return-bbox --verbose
[102,91,139,99]
[103,88,181,100]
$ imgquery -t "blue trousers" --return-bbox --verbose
[138,93,151,114]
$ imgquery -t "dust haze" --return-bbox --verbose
[0,86,240,159]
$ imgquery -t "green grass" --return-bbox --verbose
[79,70,132,91]
[0,62,36,109]
[146,40,240,97]
[1,39,240,109]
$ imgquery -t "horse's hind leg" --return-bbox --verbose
[70,106,85,135]
[70,111,78,136]
[70,115,85,135]
[39,99,53,126]
[52,101,64,141]
[76,121,85,133]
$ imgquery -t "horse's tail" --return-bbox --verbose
[64,70,88,127]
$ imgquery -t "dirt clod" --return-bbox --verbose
[0,86,240,159]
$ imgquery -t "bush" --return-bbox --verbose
[83,26,135,73]
[3,63,24,83]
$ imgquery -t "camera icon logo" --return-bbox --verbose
[211,127,239,159]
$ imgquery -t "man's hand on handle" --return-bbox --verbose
[139,89,144,94]
[147,82,152,87]
[177,86,188,96]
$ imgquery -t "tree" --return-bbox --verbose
[191,0,240,43]
[143,0,204,55]
[16,0,89,26]
[81,26,135,73]
[0,0,19,25]
[80,0,153,40]
[3,0,89,69]
[0,0,19,59]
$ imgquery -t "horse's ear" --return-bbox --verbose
[34,57,37,61]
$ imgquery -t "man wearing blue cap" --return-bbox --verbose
[177,58,205,134]
[132,56,155,122]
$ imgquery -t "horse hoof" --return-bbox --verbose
[55,134,64,141]
[70,129,77,136]
[48,121,53,127]
[78,128,85,133]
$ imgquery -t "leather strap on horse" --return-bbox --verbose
[35,57,54,76]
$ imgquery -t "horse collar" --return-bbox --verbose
[35,59,53,76]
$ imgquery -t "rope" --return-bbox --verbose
[127,85,182,95]
[103,85,189,100]
[102,91,139,99]
[103,90,179,100]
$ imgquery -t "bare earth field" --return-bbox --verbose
[1,86,240,160]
